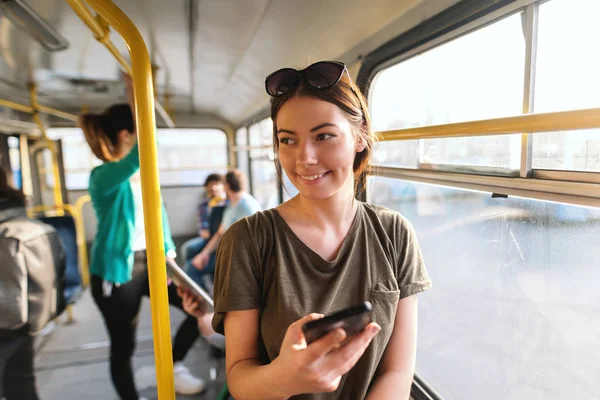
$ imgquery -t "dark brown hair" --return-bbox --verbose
[204,173,223,187]
[79,104,134,162]
[225,169,246,193]
[269,68,376,186]
[0,168,25,203]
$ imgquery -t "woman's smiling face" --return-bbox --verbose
[275,95,365,201]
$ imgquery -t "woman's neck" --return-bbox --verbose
[292,180,358,230]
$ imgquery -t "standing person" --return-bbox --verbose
[80,75,205,398]
[191,169,261,276]
[0,168,64,400]
[212,61,432,399]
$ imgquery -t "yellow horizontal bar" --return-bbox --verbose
[37,105,79,122]
[379,108,600,141]
[84,0,175,398]
[0,99,78,122]
[0,98,33,113]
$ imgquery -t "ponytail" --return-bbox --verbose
[79,113,117,162]
[79,104,134,163]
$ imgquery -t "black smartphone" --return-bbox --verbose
[302,301,373,345]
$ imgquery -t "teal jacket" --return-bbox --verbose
[88,142,176,284]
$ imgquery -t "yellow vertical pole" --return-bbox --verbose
[29,84,64,211]
[83,1,175,398]
[75,194,92,287]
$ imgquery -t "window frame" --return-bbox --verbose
[362,0,600,208]
[47,127,229,190]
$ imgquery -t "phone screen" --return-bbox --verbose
[302,301,372,345]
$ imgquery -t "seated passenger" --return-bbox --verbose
[190,169,261,282]
[181,173,226,286]
[0,168,65,400]
[212,61,432,399]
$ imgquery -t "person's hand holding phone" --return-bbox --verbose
[177,287,207,318]
[271,313,381,397]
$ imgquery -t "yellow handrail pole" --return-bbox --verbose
[84,1,175,398]
[29,84,64,211]
[0,99,78,122]
[379,107,600,141]
[0,99,34,113]
[64,0,175,128]
[74,195,91,287]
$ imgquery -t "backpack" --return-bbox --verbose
[0,207,66,336]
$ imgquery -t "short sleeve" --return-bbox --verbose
[211,220,262,334]
[395,216,432,299]
[220,206,235,230]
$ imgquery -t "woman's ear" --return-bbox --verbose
[355,136,367,153]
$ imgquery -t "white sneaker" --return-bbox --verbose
[174,362,206,395]
[135,365,156,390]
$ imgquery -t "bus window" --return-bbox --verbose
[47,128,100,190]
[47,128,227,189]
[368,175,600,400]
[370,12,525,173]
[7,136,21,189]
[156,128,227,186]
[532,0,600,172]
[249,118,278,209]
[235,127,249,180]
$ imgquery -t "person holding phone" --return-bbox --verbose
[80,75,205,398]
[212,61,432,399]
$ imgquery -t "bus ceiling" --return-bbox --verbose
[0,0,460,128]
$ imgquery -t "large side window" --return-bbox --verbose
[532,0,600,172]
[370,12,525,173]
[366,0,600,399]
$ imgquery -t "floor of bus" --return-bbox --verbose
[34,288,227,399]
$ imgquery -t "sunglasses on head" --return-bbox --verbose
[265,61,347,97]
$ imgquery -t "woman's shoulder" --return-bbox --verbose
[360,202,416,240]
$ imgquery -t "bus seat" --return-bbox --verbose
[39,215,82,305]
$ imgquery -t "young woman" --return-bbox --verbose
[80,76,204,399]
[212,61,432,399]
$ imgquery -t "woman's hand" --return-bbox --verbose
[177,287,206,318]
[272,313,381,397]
[192,251,210,270]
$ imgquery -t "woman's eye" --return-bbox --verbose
[279,137,296,145]
[316,133,334,141]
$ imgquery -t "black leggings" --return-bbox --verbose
[91,258,199,400]
[0,336,39,400]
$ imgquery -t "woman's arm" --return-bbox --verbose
[365,295,418,400]
[88,142,139,195]
[224,310,381,400]
[224,310,290,400]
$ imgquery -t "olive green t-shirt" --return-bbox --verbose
[212,202,431,399]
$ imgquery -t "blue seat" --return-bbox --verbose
[39,215,82,305]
